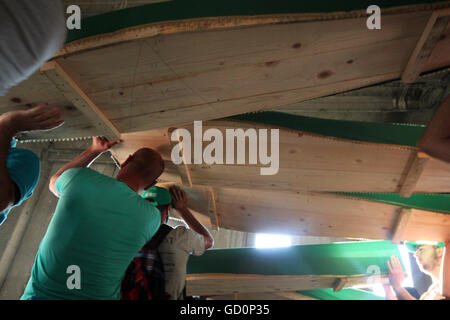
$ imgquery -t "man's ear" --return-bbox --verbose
[120,155,133,168]
[437,247,444,258]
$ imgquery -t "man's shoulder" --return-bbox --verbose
[169,226,205,245]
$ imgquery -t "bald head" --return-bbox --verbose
[116,148,164,192]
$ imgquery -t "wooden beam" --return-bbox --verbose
[208,187,220,231]
[391,208,412,244]
[42,60,120,139]
[186,273,386,296]
[398,151,429,197]
[402,8,450,83]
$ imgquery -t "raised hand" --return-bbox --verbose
[90,136,123,154]
[0,104,64,136]
[387,255,406,289]
[169,185,188,210]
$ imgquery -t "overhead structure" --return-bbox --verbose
[0,1,448,244]
[1,0,449,140]
[108,116,450,242]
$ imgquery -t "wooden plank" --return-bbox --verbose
[391,208,412,244]
[208,187,220,231]
[209,292,317,300]
[42,60,120,139]
[107,122,450,194]
[398,151,430,197]
[402,208,450,242]
[186,273,386,296]
[54,11,450,133]
[215,188,450,241]
[402,9,450,83]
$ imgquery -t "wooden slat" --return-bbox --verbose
[42,60,120,139]
[186,273,388,296]
[208,187,220,230]
[391,208,412,244]
[209,292,317,300]
[398,151,430,197]
[402,8,450,83]
[45,11,450,133]
[108,123,450,194]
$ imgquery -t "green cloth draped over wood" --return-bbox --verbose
[228,112,425,147]
[187,241,401,300]
[299,288,385,300]
[187,240,402,275]
[336,193,450,214]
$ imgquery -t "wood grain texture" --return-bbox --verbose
[402,8,450,83]
[43,60,121,139]
[112,121,450,193]
[398,151,430,197]
[4,10,449,136]
[186,273,389,296]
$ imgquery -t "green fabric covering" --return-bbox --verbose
[337,193,450,214]
[187,241,402,276]
[299,288,385,300]
[228,112,425,147]
[67,0,445,43]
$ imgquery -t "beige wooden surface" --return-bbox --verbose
[186,273,389,296]
[1,10,449,137]
[110,121,450,194]
[107,122,450,242]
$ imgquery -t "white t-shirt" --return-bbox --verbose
[159,226,206,300]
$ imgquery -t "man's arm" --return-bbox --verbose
[387,256,417,300]
[441,241,450,299]
[49,136,122,197]
[169,186,214,250]
[416,95,450,162]
[0,105,64,211]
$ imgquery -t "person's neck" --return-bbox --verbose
[429,266,441,282]
[116,176,140,193]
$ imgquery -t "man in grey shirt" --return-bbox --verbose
[140,185,214,300]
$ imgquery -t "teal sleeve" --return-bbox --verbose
[55,169,81,195]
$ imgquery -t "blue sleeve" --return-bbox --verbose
[55,169,81,195]
[6,148,40,204]
[2,147,41,226]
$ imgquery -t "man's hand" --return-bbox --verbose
[169,185,188,210]
[0,104,64,136]
[89,136,123,154]
[387,255,406,289]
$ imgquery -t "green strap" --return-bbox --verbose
[336,193,450,214]
[228,112,425,147]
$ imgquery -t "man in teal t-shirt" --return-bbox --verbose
[21,136,165,300]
